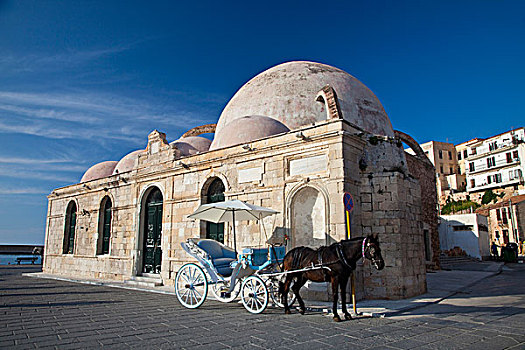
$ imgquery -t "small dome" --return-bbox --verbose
[113,150,145,175]
[80,161,118,183]
[215,61,394,137]
[171,136,211,156]
[210,115,290,150]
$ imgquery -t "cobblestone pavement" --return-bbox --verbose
[1,265,524,349]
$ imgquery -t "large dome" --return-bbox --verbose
[210,115,290,150]
[215,61,393,139]
[81,161,118,183]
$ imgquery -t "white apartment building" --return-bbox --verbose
[465,128,525,193]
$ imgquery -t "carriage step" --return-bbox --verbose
[124,275,163,287]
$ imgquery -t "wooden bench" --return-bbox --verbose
[16,257,38,265]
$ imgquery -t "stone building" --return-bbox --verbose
[406,140,466,205]
[43,61,437,300]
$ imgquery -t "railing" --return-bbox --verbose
[466,174,523,191]
[466,157,520,174]
[465,141,522,161]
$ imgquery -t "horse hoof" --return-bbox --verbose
[333,315,342,322]
[300,309,305,315]
[285,310,292,315]
[345,313,352,320]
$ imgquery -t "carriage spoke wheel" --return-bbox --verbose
[268,277,296,308]
[175,263,208,309]
[210,280,240,303]
[241,276,268,314]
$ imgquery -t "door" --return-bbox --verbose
[143,189,163,273]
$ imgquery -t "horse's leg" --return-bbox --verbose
[331,276,341,322]
[340,274,352,320]
[281,275,293,314]
[291,275,307,315]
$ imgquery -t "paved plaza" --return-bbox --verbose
[1,264,525,349]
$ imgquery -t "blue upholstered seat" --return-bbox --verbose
[197,239,236,277]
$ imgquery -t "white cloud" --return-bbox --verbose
[0,90,209,145]
[0,156,73,164]
[0,167,78,182]
[0,186,49,195]
[0,45,134,74]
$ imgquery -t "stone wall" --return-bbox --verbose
[405,153,440,269]
[349,131,427,299]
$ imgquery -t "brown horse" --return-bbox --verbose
[279,233,385,322]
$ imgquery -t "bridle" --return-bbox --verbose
[362,237,382,269]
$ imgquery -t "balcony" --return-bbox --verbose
[465,141,521,161]
[466,175,523,192]
[466,157,520,175]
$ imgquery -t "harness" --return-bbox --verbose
[293,237,372,273]
[335,243,353,269]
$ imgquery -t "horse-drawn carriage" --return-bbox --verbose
[175,199,385,320]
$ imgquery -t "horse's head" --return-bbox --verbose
[363,233,385,270]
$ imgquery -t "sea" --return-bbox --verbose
[0,254,42,265]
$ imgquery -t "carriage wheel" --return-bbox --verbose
[241,276,268,314]
[268,277,296,308]
[210,280,241,303]
[175,263,208,309]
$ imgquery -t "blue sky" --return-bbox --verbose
[0,0,524,244]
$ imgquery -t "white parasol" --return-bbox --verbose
[188,200,278,253]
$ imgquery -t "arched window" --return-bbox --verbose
[206,178,225,243]
[63,201,77,254]
[97,196,112,255]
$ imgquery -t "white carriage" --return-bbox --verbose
[175,238,295,314]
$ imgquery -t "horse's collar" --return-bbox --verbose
[362,237,368,259]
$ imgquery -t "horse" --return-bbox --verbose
[279,233,385,322]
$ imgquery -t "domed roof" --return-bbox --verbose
[215,61,393,138]
[81,161,118,183]
[112,150,145,175]
[171,136,211,156]
[210,115,290,150]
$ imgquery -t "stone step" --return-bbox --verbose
[141,273,161,278]
[124,275,163,287]
[439,255,480,268]
[440,256,478,263]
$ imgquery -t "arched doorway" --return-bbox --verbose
[142,188,163,274]
[206,178,225,243]
[290,186,327,248]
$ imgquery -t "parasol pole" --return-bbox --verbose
[232,210,237,255]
